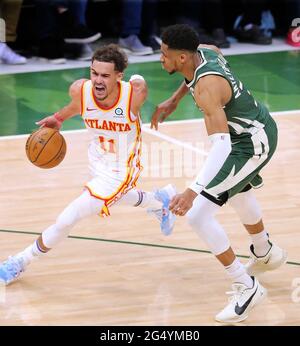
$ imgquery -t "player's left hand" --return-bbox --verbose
[169,188,198,216]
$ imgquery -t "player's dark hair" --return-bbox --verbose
[161,24,200,52]
[92,44,128,72]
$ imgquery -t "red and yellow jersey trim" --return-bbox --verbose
[126,82,136,123]
[91,81,122,112]
[80,80,86,116]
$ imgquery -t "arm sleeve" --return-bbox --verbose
[189,133,232,194]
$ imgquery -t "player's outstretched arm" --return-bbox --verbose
[169,75,232,216]
[151,81,188,130]
[36,78,87,129]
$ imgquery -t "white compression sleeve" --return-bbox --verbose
[42,190,104,249]
[189,133,231,194]
[228,189,262,225]
[187,194,230,255]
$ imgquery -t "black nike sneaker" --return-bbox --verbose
[215,277,267,323]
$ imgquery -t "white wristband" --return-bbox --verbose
[129,74,145,82]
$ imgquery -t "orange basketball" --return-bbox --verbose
[25,127,66,169]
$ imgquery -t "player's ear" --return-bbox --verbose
[117,72,124,81]
[179,53,188,64]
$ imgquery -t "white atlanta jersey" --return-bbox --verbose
[81,79,142,216]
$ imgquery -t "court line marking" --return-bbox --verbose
[0,229,299,266]
[0,109,299,142]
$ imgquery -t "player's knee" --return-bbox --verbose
[229,190,262,225]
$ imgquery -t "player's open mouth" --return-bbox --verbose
[95,85,105,93]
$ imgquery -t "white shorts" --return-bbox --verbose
[85,148,142,217]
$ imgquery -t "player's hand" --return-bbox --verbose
[35,115,62,130]
[169,188,198,216]
[151,98,178,130]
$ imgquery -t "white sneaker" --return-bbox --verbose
[77,43,93,61]
[0,43,27,65]
[215,277,267,323]
[245,243,288,276]
[118,35,153,56]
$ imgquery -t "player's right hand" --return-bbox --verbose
[151,98,178,130]
[35,115,62,130]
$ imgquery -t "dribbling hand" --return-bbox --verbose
[35,113,63,130]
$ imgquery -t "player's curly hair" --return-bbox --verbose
[161,24,200,52]
[92,44,128,72]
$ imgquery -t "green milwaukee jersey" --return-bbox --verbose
[185,47,272,142]
[185,47,278,202]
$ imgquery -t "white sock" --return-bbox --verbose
[15,240,46,266]
[225,258,253,288]
[138,191,162,209]
[116,190,162,209]
[250,230,271,257]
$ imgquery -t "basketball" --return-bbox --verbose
[25,127,66,169]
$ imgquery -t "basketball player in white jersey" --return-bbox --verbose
[0,44,176,285]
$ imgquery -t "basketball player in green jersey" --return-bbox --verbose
[151,24,287,323]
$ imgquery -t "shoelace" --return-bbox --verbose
[225,286,245,303]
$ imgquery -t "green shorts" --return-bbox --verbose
[202,116,278,205]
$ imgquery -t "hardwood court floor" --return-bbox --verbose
[0,114,300,326]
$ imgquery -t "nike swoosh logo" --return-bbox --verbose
[234,286,258,315]
[196,182,204,187]
[86,107,97,111]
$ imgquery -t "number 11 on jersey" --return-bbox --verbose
[99,136,116,154]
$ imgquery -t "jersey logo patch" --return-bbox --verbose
[114,108,125,118]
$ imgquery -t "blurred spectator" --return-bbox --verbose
[118,0,153,55]
[36,0,100,63]
[233,0,272,45]
[58,0,100,44]
[176,0,230,48]
[0,0,27,64]
[140,0,161,53]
